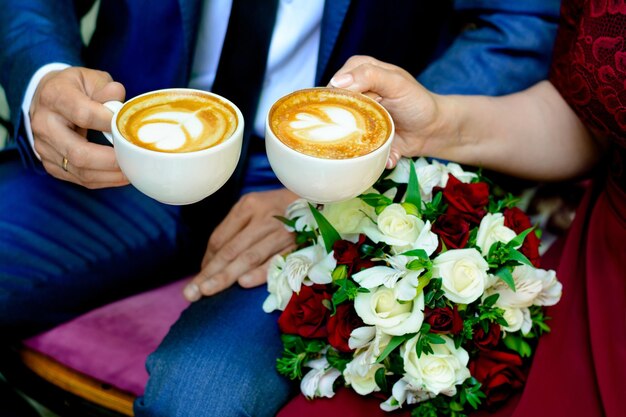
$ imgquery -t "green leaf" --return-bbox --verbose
[401,202,419,217]
[332,265,348,281]
[400,248,429,259]
[376,333,415,363]
[482,293,500,308]
[496,266,516,291]
[509,248,533,267]
[308,203,341,253]
[374,367,388,392]
[503,333,533,357]
[507,227,534,248]
[405,159,422,210]
[359,193,393,208]
[273,215,297,229]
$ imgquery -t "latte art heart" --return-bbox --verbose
[270,88,391,159]
[117,91,238,153]
[289,106,362,143]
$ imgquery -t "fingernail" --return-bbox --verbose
[239,274,252,286]
[183,284,201,302]
[330,73,353,88]
[200,280,216,295]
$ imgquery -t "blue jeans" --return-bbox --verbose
[135,285,294,417]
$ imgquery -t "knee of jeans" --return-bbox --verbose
[138,338,292,417]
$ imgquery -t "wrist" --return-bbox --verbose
[419,94,463,158]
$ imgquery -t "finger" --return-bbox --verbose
[50,85,119,132]
[34,112,122,172]
[197,228,294,297]
[238,243,297,288]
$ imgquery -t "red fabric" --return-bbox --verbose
[279,1,626,416]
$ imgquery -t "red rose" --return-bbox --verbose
[432,213,471,250]
[473,322,502,350]
[469,349,526,408]
[424,306,463,334]
[333,235,376,275]
[504,207,541,267]
[435,175,489,225]
[278,285,332,339]
[327,303,364,352]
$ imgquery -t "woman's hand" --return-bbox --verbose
[329,56,446,168]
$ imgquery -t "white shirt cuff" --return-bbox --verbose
[21,63,72,160]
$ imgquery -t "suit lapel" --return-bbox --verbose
[316,0,351,85]
[178,0,203,81]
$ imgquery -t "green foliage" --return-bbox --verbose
[424,278,446,309]
[420,191,447,223]
[308,203,341,253]
[326,348,352,373]
[415,324,446,357]
[276,335,327,380]
[502,333,533,358]
[332,278,368,309]
[405,160,422,211]
[376,333,416,363]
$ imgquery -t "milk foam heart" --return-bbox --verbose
[270,88,392,159]
[117,91,238,153]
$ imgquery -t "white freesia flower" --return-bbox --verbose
[433,248,489,304]
[394,270,423,301]
[385,158,476,202]
[353,266,404,289]
[533,268,562,306]
[402,335,470,396]
[283,241,335,293]
[322,197,375,235]
[300,357,342,399]
[284,198,317,232]
[501,306,532,334]
[262,255,292,312]
[486,266,543,308]
[476,213,517,256]
[349,326,377,350]
[354,286,424,335]
[380,379,436,411]
[343,351,385,395]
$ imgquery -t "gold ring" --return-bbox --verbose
[62,156,69,172]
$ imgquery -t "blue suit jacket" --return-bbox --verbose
[0,0,561,164]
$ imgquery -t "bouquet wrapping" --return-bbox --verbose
[264,158,562,416]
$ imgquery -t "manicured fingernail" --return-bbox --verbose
[330,73,353,88]
[183,284,201,302]
[200,280,216,294]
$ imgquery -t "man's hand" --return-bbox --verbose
[30,67,128,188]
[183,188,299,301]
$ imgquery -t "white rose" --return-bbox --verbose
[343,352,385,395]
[476,213,517,256]
[433,248,489,304]
[262,255,292,312]
[501,306,532,334]
[300,357,341,399]
[364,205,438,254]
[402,335,470,396]
[284,198,317,232]
[322,197,375,235]
[354,286,424,335]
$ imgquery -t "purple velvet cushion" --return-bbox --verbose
[23,279,190,396]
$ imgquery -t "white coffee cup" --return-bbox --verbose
[103,88,243,205]
[265,88,394,204]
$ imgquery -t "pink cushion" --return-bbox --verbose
[23,279,190,396]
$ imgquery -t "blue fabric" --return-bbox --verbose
[134,285,294,417]
[0,151,192,337]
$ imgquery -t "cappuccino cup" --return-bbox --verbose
[266,87,394,203]
[103,88,243,205]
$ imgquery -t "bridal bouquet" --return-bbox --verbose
[263,158,562,416]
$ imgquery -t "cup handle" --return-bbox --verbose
[102,101,124,144]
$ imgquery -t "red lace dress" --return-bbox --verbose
[278,1,626,416]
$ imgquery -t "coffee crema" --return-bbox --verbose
[269,88,392,159]
[117,91,238,153]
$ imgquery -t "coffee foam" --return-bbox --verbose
[270,89,391,159]
[118,91,237,153]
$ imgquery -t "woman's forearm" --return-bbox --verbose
[424,81,604,181]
